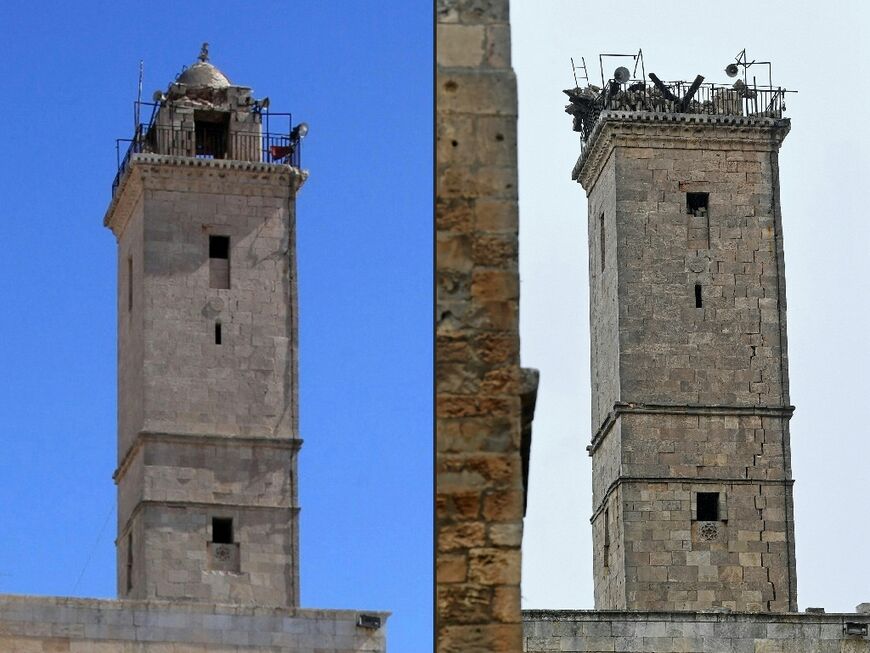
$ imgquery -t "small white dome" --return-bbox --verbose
[177,61,231,89]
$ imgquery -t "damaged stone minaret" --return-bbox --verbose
[105,45,306,606]
[568,77,797,612]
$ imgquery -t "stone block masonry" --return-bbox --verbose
[0,594,388,652]
[437,0,535,652]
[580,113,797,612]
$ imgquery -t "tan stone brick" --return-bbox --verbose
[468,548,521,585]
[437,583,491,623]
[438,522,487,552]
[436,197,475,233]
[488,522,522,547]
[437,24,486,68]
[438,624,522,653]
[472,333,518,365]
[474,199,518,233]
[491,585,521,623]
[471,270,519,301]
[472,234,518,267]
[436,234,474,272]
[437,396,516,419]
[437,554,468,584]
[482,489,523,522]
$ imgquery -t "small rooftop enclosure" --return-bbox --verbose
[111,43,304,197]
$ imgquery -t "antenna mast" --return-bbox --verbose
[135,60,144,137]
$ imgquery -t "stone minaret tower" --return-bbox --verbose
[104,46,306,606]
[568,74,797,612]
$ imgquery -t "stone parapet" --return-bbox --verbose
[0,594,388,652]
[574,112,790,191]
[105,154,307,239]
[524,610,870,652]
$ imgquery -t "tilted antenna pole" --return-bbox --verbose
[135,60,144,141]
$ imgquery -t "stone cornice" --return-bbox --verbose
[574,111,791,192]
[523,609,869,622]
[103,154,308,240]
[0,592,390,620]
[588,401,795,456]
[114,430,303,483]
[104,167,144,241]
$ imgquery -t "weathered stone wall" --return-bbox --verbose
[116,197,145,495]
[139,161,298,442]
[581,114,797,612]
[588,155,620,433]
[590,411,796,612]
[591,485,626,610]
[524,610,870,652]
[0,595,387,652]
[609,127,789,408]
[436,0,525,650]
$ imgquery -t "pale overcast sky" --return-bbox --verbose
[513,0,870,612]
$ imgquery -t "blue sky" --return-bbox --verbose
[0,2,431,649]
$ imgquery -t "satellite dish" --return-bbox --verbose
[614,66,631,84]
[725,63,740,78]
[152,90,165,102]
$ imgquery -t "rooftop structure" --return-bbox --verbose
[111,42,305,198]
[565,50,793,164]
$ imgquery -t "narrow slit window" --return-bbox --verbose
[212,517,233,544]
[603,508,610,568]
[126,532,133,592]
[209,235,230,289]
[695,284,703,308]
[127,256,133,312]
[696,492,720,521]
[214,322,222,345]
[599,212,605,273]
[687,192,711,249]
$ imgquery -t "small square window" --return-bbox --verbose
[686,192,709,216]
[209,235,229,259]
[696,492,719,521]
[212,517,233,544]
